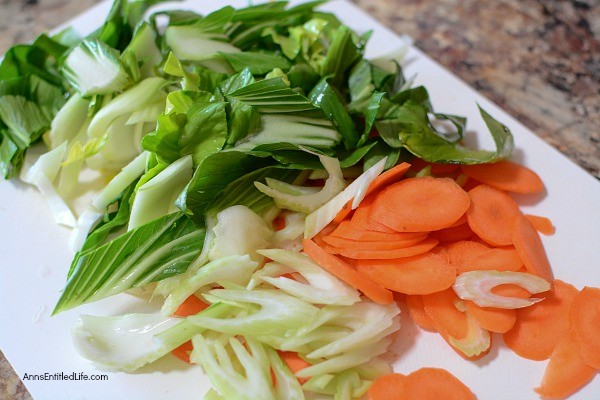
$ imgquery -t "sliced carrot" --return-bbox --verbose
[368,373,407,400]
[333,162,411,224]
[446,240,523,273]
[171,340,193,364]
[369,177,470,232]
[525,214,555,236]
[534,329,597,399]
[406,295,437,331]
[302,239,393,304]
[367,162,412,193]
[466,185,522,246]
[350,195,398,233]
[272,215,286,231]
[401,367,476,400]
[464,301,517,333]
[172,294,209,317]
[430,223,475,244]
[511,215,554,282]
[355,252,456,295]
[503,280,578,360]
[313,223,339,254]
[322,234,428,251]
[277,351,311,384]
[461,161,544,194]
[330,220,426,242]
[333,238,439,260]
[491,284,533,299]
[570,286,600,369]
[422,288,468,340]
[448,213,468,228]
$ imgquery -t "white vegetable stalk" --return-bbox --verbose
[87,77,167,138]
[271,212,305,252]
[69,152,147,251]
[209,205,274,264]
[128,155,193,230]
[255,154,346,214]
[165,26,241,62]
[448,304,491,357]
[72,303,231,372]
[257,249,360,306]
[47,93,90,149]
[161,255,259,316]
[304,157,386,238]
[63,39,130,97]
[453,270,551,309]
[20,142,77,227]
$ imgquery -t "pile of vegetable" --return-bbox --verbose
[1,0,598,399]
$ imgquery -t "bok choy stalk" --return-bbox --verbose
[304,157,387,238]
[255,153,347,214]
[161,255,259,316]
[208,204,274,263]
[128,155,193,230]
[447,305,491,358]
[72,302,232,372]
[19,142,77,227]
[190,287,320,343]
[62,39,130,96]
[191,334,304,400]
[255,249,360,306]
[453,270,551,309]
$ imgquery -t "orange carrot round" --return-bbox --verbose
[322,234,428,251]
[401,367,476,400]
[461,161,544,194]
[302,239,393,304]
[356,252,456,295]
[330,221,427,242]
[570,286,600,369]
[446,240,523,273]
[430,223,475,244]
[406,295,437,331]
[524,214,555,236]
[464,301,517,333]
[333,238,439,260]
[511,215,554,282]
[534,329,597,399]
[368,373,407,400]
[466,185,522,246]
[369,177,470,232]
[503,280,578,360]
[333,162,410,224]
[422,288,468,340]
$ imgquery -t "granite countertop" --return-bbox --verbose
[0,0,598,399]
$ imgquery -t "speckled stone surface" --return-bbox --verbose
[0,0,598,399]
[352,0,600,178]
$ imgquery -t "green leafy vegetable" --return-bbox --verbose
[54,212,205,314]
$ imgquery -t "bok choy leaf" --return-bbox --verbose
[54,212,205,314]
